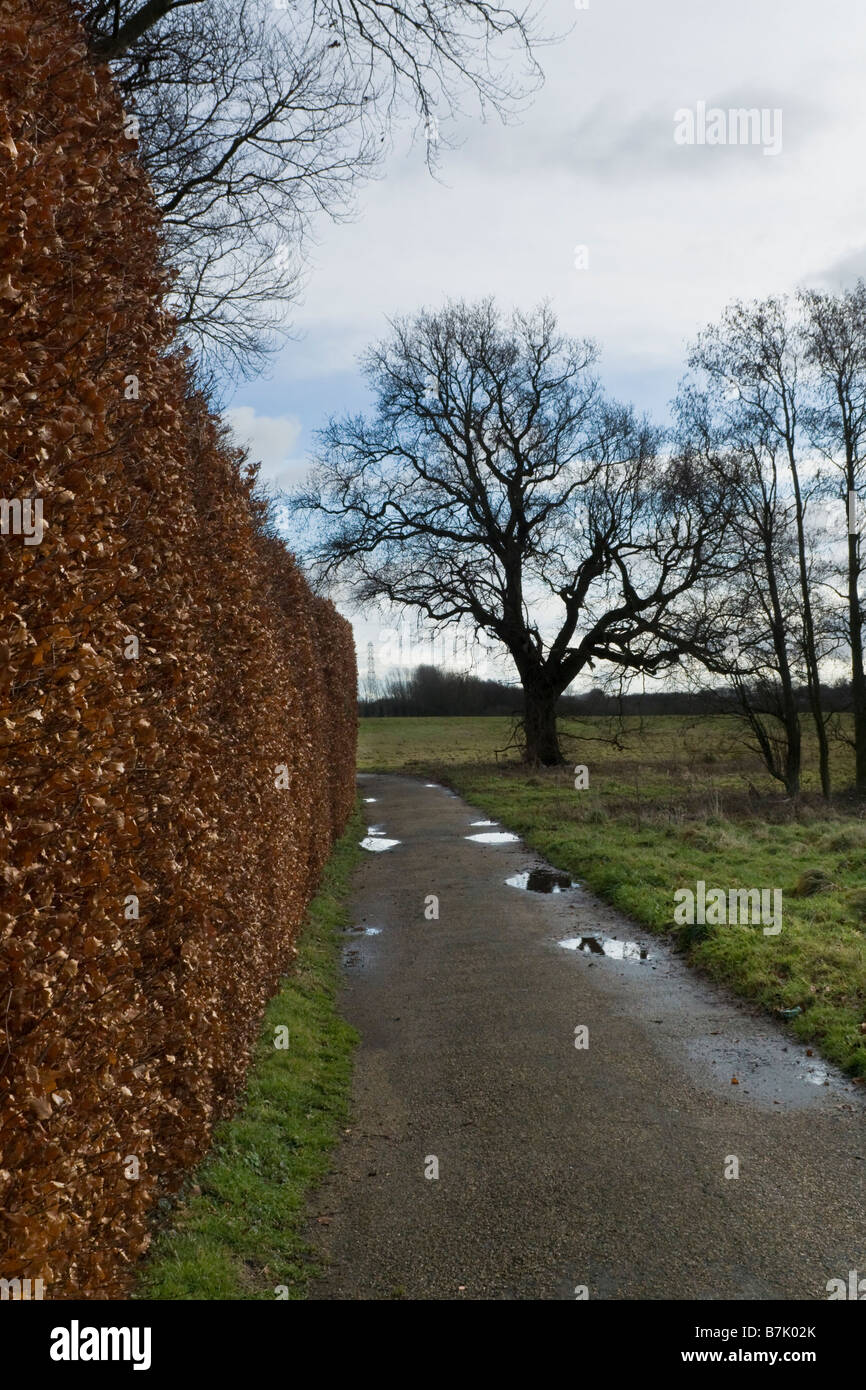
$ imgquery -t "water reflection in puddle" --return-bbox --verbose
[470,820,499,827]
[360,837,401,851]
[364,797,377,803]
[801,1062,830,1085]
[465,831,520,844]
[345,925,382,936]
[507,869,578,893]
[559,935,649,961]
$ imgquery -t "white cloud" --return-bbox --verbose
[223,406,306,491]
[257,0,866,419]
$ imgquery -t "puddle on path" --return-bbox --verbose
[802,1061,830,1085]
[345,925,382,936]
[684,1033,844,1103]
[360,837,401,852]
[363,797,378,803]
[465,831,520,844]
[559,935,649,961]
[470,820,499,827]
[507,869,579,893]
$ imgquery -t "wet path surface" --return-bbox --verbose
[308,775,866,1300]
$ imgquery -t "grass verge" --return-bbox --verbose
[135,806,362,1300]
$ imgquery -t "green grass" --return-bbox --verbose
[359,715,866,1077]
[136,807,362,1300]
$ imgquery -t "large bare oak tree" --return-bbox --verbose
[293,299,730,764]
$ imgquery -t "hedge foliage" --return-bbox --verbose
[0,0,357,1297]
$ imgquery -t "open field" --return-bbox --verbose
[359,715,866,1075]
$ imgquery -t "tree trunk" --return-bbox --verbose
[88,0,186,60]
[759,529,802,796]
[848,513,866,794]
[787,448,831,797]
[783,709,802,797]
[522,683,563,766]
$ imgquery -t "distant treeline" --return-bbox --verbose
[360,664,854,719]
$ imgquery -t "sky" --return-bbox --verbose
[222,0,866,689]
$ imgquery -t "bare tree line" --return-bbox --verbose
[361,663,852,722]
[678,288,866,796]
[295,291,866,786]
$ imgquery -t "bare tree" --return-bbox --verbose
[675,383,808,795]
[291,300,730,765]
[82,0,543,379]
[687,297,833,797]
[801,283,866,794]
